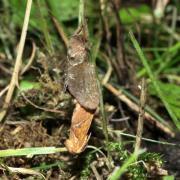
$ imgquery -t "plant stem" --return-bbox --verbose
[79,0,85,26]
[0,0,32,122]
[36,0,54,54]
[134,78,146,154]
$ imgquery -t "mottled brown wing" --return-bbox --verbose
[67,61,99,110]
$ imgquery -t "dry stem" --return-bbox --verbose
[52,17,68,49]
[0,0,32,122]
[134,78,146,154]
[104,83,175,137]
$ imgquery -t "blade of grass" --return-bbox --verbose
[137,42,180,78]
[163,176,175,180]
[33,161,65,170]
[97,71,111,167]
[3,166,46,180]
[35,0,54,54]
[0,147,67,157]
[109,130,179,147]
[98,79,109,144]
[108,150,145,180]
[129,31,180,130]
[88,16,111,165]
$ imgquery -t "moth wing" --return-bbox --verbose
[67,62,99,110]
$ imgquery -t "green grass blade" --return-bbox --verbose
[129,31,180,130]
[35,0,54,54]
[110,130,179,146]
[137,42,180,78]
[0,147,67,157]
[163,176,175,180]
[109,151,141,180]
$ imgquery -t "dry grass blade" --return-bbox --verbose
[90,161,102,180]
[3,166,46,180]
[52,17,68,49]
[20,40,36,75]
[0,86,9,98]
[0,0,32,122]
[101,53,113,85]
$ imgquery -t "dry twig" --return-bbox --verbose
[134,78,146,154]
[104,83,174,137]
[20,91,65,115]
[52,17,68,49]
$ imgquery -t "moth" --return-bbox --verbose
[65,27,99,110]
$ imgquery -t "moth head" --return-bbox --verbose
[67,35,88,66]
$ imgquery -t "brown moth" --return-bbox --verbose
[65,27,99,110]
[65,103,94,154]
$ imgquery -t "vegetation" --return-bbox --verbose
[0,0,179,179]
